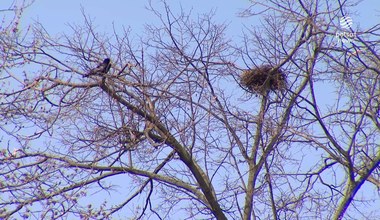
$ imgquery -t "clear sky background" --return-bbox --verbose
[17,0,379,33]
[2,0,380,218]
[20,0,253,37]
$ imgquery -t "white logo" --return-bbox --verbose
[340,16,353,29]
[335,16,356,44]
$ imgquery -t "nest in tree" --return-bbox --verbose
[240,65,286,94]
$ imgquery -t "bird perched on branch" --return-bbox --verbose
[83,58,111,77]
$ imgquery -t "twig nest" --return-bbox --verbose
[240,65,286,94]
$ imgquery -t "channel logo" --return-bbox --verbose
[340,16,353,29]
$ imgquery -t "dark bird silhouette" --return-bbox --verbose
[83,58,111,77]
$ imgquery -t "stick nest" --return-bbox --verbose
[240,65,286,94]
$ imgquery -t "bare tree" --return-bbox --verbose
[1,0,379,219]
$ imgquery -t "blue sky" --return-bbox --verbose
[2,0,380,218]
[20,0,252,37]
[0,0,376,40]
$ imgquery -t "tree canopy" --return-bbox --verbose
[1,0,379,219]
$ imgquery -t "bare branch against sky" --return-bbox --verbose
[1,0,379,219]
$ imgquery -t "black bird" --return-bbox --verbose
[83,58,111,77]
